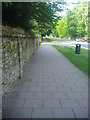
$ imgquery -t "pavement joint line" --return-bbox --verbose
[72,108,77,118]
[59,99,62,108]
[42,99,43,108]
[76,99,82,108]
[65,91,68,98]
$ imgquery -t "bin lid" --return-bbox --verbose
[76,44,81,46]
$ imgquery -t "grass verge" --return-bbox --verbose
[46,38,88,75]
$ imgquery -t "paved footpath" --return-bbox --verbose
[3,41,88,118]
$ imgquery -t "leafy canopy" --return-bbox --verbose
[51,2,88,39]
[2,2,65,35]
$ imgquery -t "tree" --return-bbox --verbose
[56,17,69,38]
[2,2,66,35]
[66,2,88,38]
[51,2,88,39]
[51,16,62,37]
[66,10,78,38]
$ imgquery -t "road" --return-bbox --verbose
[46,37,89,50]
[59,40,89,50]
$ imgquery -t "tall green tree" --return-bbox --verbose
[51,2,88,39]
[66,2,88,38]
[56,17,69,38]
[51,16,62,37]
[2,2,66,35]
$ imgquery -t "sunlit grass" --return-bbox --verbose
[46,38,89,75]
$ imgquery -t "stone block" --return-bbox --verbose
[32,108,53,118]
[43,100,61,108]
[53,109,75,118]
[24,99,42,108]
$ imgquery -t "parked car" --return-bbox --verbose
[80,39,84,42]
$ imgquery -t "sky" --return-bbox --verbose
[56,2,75,16]
[56,0,88,16]
[64,0,88,10]
[64,0,89,3]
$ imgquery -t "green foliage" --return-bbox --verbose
[51,16,62,37]
[3,2,12,7]
[2,2,53,34]
[67,2,88,38]
[51,2,88,39]
[56,17,69,38]
[2,2,65,35]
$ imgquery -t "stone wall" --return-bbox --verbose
[0,24,2,120]
[2,26,41,97]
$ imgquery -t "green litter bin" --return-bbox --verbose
[75,44,81,54]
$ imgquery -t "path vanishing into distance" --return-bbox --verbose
[3,40,88,118]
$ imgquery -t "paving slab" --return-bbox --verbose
[18,92,35,99]
[81,92,88,99]
[9,108,32,118]
[51,92,67,99]
[3,41,88,118]
[43,99,61,108]
[35,92,51,99]
[73,108,88,118]
[65,92,84,99]
[53,108,75,118]
[77,100,88,108]
[5,99,25,108]
[61,100,81,108]
[32,108,53,118]
[24,99,42,108]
